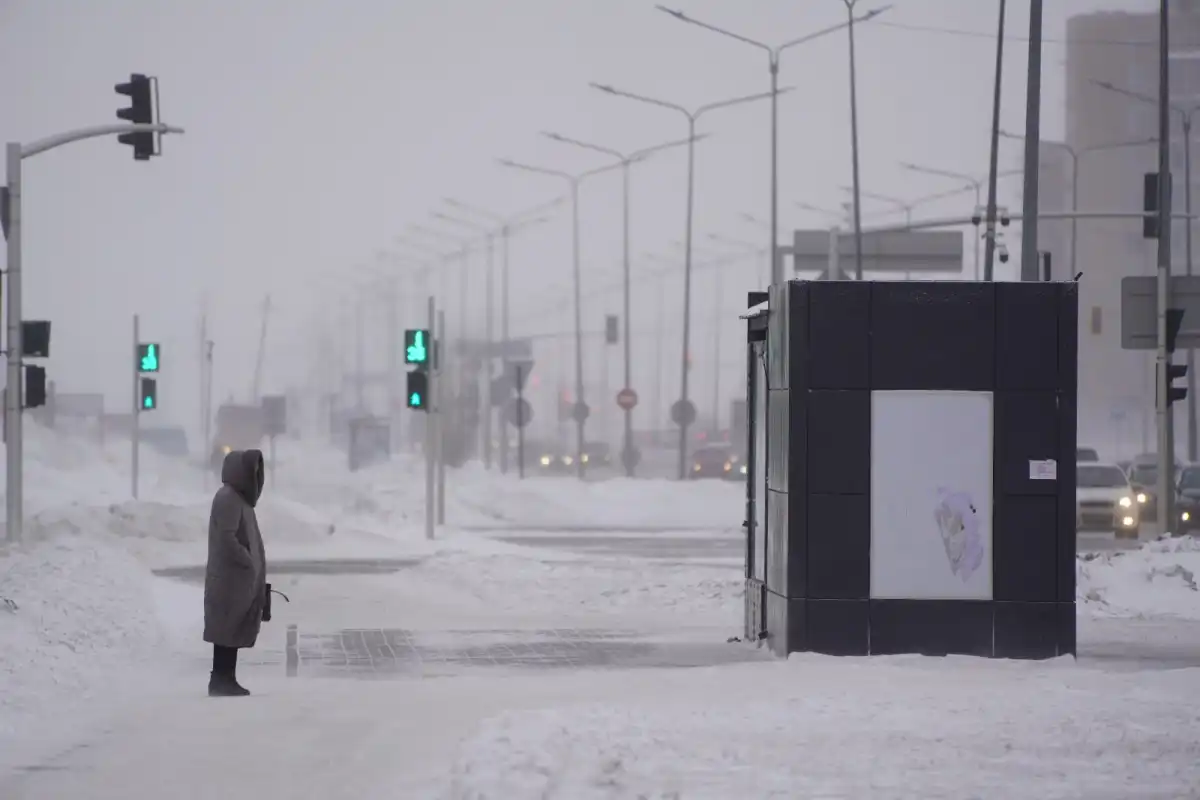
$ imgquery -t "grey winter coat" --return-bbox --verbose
[203,449,268,649]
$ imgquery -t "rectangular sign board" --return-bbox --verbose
[1120,275,1200,350]
[792,229,964,276]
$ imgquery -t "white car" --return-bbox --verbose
[1076,462,1140,537]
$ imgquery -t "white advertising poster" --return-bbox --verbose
[870,390,993,601]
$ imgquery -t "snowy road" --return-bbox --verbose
[4,431,1200,797]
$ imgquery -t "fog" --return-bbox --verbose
[0,0,1147,444]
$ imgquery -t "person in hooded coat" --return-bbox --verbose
[203,448,268,697]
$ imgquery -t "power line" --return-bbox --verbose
[876,20,1155,49]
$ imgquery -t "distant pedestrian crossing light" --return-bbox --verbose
[406,371,428,411]
[140,377,157,411]
[137,342,160,372]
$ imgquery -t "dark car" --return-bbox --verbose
[1126,461,1160,522]
[1176,465,1200,534]
[690,445,737,479]
[582,442,612,469]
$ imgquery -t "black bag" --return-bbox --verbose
[262,583,290,622]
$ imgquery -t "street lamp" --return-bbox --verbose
[1094,78,1200,460]
[405,224,477,332]
[442,197,561,473]
[837,0,889,281]
[899,163,1023,279]
[998,130,1157,281]
[497,156,625,479]
[542,131,699,476]
[591,82,782,480]
[653,4,891,288]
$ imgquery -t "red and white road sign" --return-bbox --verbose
[616,388,638,411]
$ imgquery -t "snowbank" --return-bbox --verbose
[1078,536,1200,620]
[0,522,173,770]
[444,656,1200,798]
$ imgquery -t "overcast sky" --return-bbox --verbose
[0,0,1151,442]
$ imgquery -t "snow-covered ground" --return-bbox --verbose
[2,424,1200,797]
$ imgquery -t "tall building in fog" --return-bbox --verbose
[1064,2,1200,452]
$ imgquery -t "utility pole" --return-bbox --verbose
[1155,0,1175,532]
[436,308,446,525]
[425,295,437,540]
[983,0,1007,282]
[1019,0,1045,283]
[132,314,141,499]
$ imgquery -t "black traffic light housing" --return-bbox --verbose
[140,377,158,411]
[23,365,46,409]
[115,73,159,160]
[605,314,619,345]
[21,321,51,358]
[406,371,428,410]
[1165,307,1188,406]
[1144,171,1172,239]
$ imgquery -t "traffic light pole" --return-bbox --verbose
[1155,0,1175,533]
[132,314,141,500]
[436,308,447,526]
[3,122,181,543]
[425,295,436,541]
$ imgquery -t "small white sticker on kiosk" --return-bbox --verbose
[1029,459,1057,480]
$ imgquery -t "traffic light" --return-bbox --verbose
[21,321,51,358]
[115,73,155,160]
[140,377,157,411]
[1165,308,1188,406]
[24,365,46,409]
[405,329,430,369]
[605,314,619,345]
[406,371,428,410]
[1144,172,1171,239]
[137,342,160,372]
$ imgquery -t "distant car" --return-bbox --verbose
[581,442,612,468]
[1076,462,1140,538]
[1175,465,1200,534]
[690,445,737,479]
[530,442,575,474]
[1076,446,1100,463]
[1126,461,1160,522]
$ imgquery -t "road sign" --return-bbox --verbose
[571,401,590,424]
[262,395,287,436]
[507,398,533,428]
[1121,276,1200,350]
[791,229,964,277]
[616,388,638,411]
[671,398,697,427]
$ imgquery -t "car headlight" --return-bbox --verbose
[1184,511,1192,522]
[723,462,732,471]
[1137,493,1148,503]
[563,456,573,466]
[540,455,551,466]
[581,454,589,463]
[1119,496,1132,508]
[693,463,701,472]
[740,464,747,475]
[1122,515,1136,527]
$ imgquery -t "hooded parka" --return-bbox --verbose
[203,449,268,648]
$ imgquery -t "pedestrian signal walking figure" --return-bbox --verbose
[203,449,269,697]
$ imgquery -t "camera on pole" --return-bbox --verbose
[115,73,160,160]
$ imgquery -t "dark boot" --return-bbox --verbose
[208,671,250,697]
[209,645,251,697]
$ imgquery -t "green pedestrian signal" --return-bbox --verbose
[405,329,430,365]
[137,343,160,372]
[406,371,428,410]
[140,377,157,410]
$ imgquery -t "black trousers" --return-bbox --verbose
[212,644,239,676]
